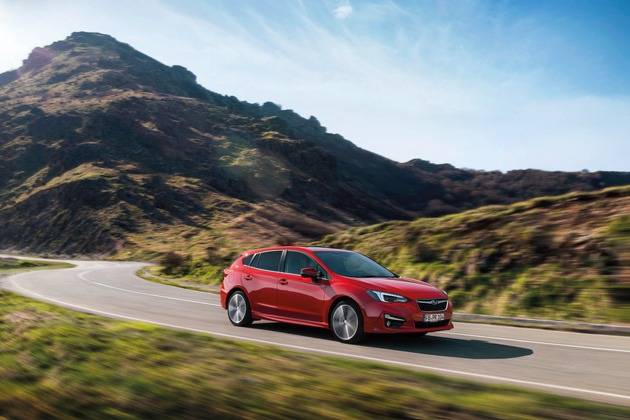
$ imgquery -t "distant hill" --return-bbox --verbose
[1,32,629,257]
[317,186,630,324]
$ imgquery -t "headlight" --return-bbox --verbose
[367,290,409,303]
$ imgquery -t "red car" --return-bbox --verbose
[220,246,453,343]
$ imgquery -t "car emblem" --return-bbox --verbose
[430,300,437,306]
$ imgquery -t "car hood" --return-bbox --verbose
[347,276,446,299]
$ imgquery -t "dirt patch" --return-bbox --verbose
[3,309,58,333]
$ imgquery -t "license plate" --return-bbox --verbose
[423,313,445,323]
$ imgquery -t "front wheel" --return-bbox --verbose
[227,291,253,327]
[330,301,365,344]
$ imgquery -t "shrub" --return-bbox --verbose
[161,251,187,274]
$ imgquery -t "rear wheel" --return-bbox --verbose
[227,291,253,327]
[330,300,365,344]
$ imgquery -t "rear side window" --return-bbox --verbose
[243,254,260,267]
[255,251,283,272]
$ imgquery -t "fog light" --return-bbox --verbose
[384,314,405,328]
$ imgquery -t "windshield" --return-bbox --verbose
[313,251,397,278]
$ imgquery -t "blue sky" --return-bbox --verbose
[1,0,628,171]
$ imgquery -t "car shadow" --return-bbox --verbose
[364,334,534,359]
[252,322,533,360]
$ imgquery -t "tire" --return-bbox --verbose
[227,291,253,327]
[330,300,365,344]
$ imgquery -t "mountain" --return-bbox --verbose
[317,186,630,324]
[1,32,629,257]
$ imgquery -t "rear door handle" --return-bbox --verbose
[244,275,253,281]
[279,279,288,285]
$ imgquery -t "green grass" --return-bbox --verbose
[0,257,74,275]
[136,266,220,293]
[1,291,629,419]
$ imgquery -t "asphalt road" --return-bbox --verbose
[2,257,629,407]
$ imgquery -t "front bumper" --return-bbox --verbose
[362,299,454,334]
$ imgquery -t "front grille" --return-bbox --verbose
[417,299,448,312]
[414,319,450,328]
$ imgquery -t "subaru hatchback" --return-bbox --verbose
[220,246,453,343]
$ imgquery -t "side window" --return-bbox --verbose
[283,251,329,279]
[316,265,329,280]
[249,253,260,268]
[284,251,318,275]
[242,254,254,266]
[256,251,283,272]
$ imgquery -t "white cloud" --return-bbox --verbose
[333,4,353,20]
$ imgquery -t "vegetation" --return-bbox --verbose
[148,243,238,287]
[1,290,628,419]
[0,257,74,274]
[317,186,630,324]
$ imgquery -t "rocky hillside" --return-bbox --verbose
[1,32,629,257]
[318,186,630,324]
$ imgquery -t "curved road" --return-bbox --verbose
[2,257,629,407]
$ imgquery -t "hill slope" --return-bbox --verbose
[1,32,629,257]
[317,186,630,324]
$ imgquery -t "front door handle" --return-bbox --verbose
[279,279,288,285]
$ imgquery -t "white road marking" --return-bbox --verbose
[77,269,221,306]
[7,275,630,404]
[443,332,630,354]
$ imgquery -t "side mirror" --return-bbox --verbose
[300,267,320,283]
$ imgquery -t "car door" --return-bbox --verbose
[276,251,327,323]
[242,250,283,316]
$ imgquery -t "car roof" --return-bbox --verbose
[242,246,351,255]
